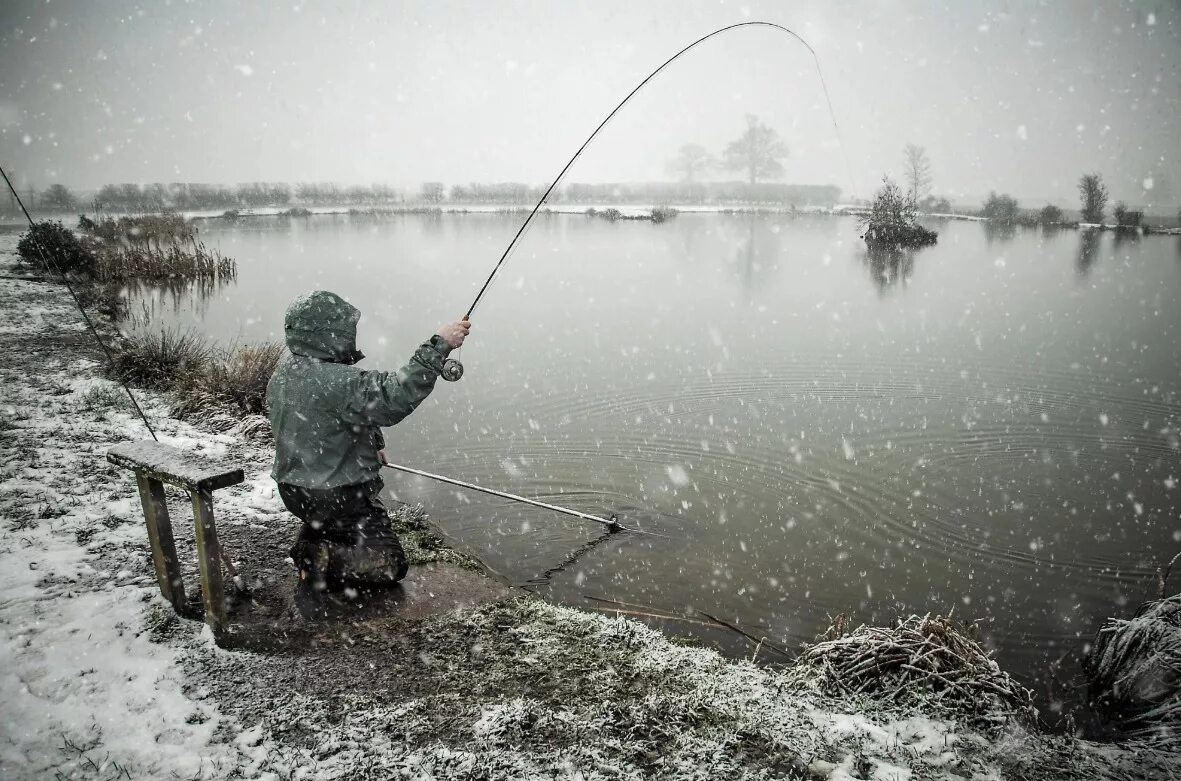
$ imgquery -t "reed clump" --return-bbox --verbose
[173,341,283,421]
[586,207,673,222]
[651,205,679,223]
[79,214,193,246]
[94,240,236,282]
[108,328,281,437]
[792,613,1035,721]
[78,213,237,282]
[107,328,212,390]
[1085,555,1181,745]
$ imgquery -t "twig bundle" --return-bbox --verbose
[794,613,1034,717]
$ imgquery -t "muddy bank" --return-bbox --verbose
[0,232,1175,779]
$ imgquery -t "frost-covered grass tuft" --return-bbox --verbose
[173,341,283,420]
[1086,593,1181,745]
[108,329,281,437]
[108,327,212,390]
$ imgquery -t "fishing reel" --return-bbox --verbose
[441,357,464,382]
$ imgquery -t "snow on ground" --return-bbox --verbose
[0,240,274,778]
[0,234,1174,779]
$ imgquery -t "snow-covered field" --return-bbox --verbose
[0,235,1172,779]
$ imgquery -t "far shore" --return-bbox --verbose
[5,203,1179,235]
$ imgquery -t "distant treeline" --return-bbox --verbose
[4,180,843,214]
[445,181,842,206]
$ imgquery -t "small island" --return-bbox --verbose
[861,175,939,249]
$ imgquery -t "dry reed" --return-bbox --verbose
[95,240,235,282]
[1085,593,1181,745]
[171,342,283,435]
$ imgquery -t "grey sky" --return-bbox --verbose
[1,0,1177,208]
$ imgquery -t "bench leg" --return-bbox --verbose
[135,473,186,612]
[191,488,228,635]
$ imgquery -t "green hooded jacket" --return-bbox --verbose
[267,290,452,489]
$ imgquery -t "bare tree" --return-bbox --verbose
[667,143,714,183]
[902,144,932,202]
[722,115,788,186]
[1078,173,1108,224]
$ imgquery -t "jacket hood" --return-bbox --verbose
[284,291,363,363]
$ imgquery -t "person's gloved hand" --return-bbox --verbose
[437,318,471,349]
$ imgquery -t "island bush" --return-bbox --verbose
[861,176,938,248]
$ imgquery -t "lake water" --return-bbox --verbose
[129,212,1181,721]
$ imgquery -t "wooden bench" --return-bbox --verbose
[107,440,244,635]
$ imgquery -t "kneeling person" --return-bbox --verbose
[267,290,469,596]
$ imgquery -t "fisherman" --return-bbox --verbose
[266,290,469,604]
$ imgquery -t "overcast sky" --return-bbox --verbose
[1,0,1177,207]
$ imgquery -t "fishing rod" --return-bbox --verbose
[0,163,160,440]
[384,460,664,537]
[436,20,853,385]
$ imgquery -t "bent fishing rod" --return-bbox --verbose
[397,21,853,535]
[435,20,853,385]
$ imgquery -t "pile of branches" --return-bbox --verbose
[795,613,1034,718]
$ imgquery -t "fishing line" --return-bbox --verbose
[461,20,856,324]
[0,163,159,441]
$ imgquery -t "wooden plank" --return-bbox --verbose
[191,488,228,634]
[135,473,186,611]
[108,440,243,493]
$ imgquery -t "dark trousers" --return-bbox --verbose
[278,478,408,590]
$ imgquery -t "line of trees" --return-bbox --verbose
[4,178,841,214]
[980,173,1134,228]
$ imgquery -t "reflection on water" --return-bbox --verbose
[983,221,1017,244]
[126,213,1181,724]
[733,214,789,298]
[1076,230,1102,276]
[119,275,230,330]
[1111,227,1141,248]
[861,243,916,293]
